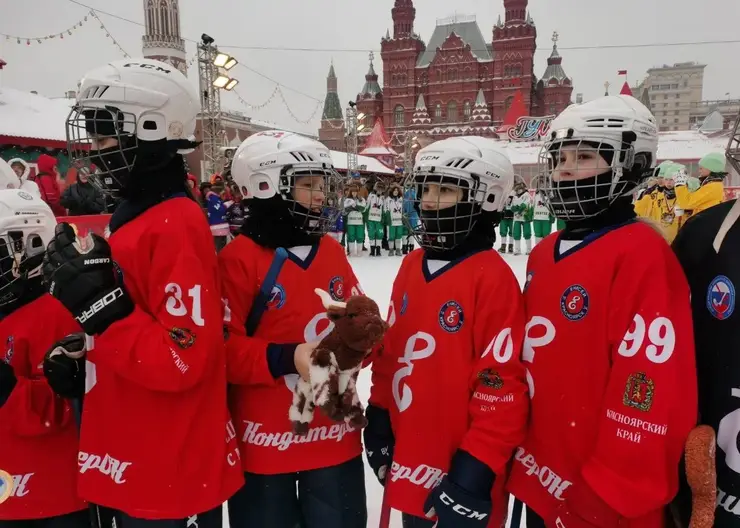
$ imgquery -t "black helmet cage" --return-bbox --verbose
[278,164,342,235]
[536,129,645,221]
[0,230,46,307]
[402,166,488,251]
[66,103,140,200]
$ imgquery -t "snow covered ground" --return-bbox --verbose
[350,251,530,527]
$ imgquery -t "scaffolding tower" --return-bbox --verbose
[198,39,224,179]
[345,104,359,175]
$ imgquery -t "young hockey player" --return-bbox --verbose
[344,183,366,256]
[511,181,533,255]
[0,189,88,528]
[366,181,386,256]
[365,136,529,528]
[672,111,740,526]
[221,130,367,528]
[507,95,697,528]
[532,187,554,246]
[385,183,405,256]
[41,58,242,527]
[3,158,39,196]
[498,194,514,253]
[402,185,419,254]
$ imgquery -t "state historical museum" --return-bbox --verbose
[319,0,574,158]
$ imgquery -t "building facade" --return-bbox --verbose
[636,62,706,131]
[318,0,573,155]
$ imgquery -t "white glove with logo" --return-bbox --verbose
[673,168,689,187]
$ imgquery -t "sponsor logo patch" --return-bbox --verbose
[329,276,344,301]
[477,368,504,389]
[560,284,589,321]
[267,284,286,310]
[438,300,464,333]
[169,327,195,349]
[707,275,735,320]
[623,372,654,412]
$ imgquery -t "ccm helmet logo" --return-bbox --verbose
[485,171,501,179]
[122,63,172,74]
[76,288,124,324]
[319,152,330,158]
[259,160,277,167]
[83,258,111,265]
[419,156,440,161]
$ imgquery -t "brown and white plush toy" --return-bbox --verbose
[289,288,387,436]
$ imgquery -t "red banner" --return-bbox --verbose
[57,214,112,238]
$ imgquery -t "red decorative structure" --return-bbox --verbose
[620,82,634,97]
[360,118,397,168]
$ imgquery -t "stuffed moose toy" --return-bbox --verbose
[289,288,388,436]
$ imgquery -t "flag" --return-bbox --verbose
[618,70,628,75]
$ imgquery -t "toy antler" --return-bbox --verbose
[314,288,347,310]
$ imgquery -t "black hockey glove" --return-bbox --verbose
[43,333,87,400]
[424,450,494,528]
[363,404,395,485]
[43,223,134,335]
[0,361,17,408]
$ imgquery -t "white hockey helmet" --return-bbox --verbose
[0,189,56,307]
[66,58,200,197]
[0,158,21,190]
[406,136,515,250]
[231,130,341,233]
[538,95,658,221]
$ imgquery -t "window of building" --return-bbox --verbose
[684,80,688,87]
[394,105,405,127]
[449,70,457,82]
[549,103,557,115]
[675,94,680,99]
[435,103,442,122]
[447,101,458,122]
[504,65,511,78]
[674,118,679,124]
[671,84,678,89]
[662,119,667,124]
[675,111,679,115]
[463,101,472,120]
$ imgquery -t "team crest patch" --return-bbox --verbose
[623,372,654,412]
[267,284,286,310]
[0,469,13,504]
[3,336,13,364]
[477,368,504,389]
[560,284,589,321]
[329,276,344,301]
[523,271,534,293]
[706,275,735,321]
[439,300,464,333]
[169,327,195,349]
[400,293,408,316]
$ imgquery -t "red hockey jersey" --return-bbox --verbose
[219,235,364,475]
[80,197,243,519]
[369,249,529,522]
[506,221,697,527]
[0,294,86,520]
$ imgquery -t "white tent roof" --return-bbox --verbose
[330,150,394,174]
[0,88,73,143]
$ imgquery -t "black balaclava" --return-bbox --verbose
[240,195,322,249]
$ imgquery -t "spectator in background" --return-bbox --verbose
[34,154,66,216]
[224,183,245,236]
[60,166,106,216]
[7,158,41,195]
[201,181,230,252]
[187,173,201,201]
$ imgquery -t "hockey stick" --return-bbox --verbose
[378,482,391,528]
[510,497,524,528]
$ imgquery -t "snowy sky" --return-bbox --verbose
[0,0,738,135]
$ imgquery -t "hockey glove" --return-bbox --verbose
[363,403,394,485]
[673,168,689,187]
[43,223,133,335]
[0,361,17,408]
[43,333,87,400]
[424,450,494,528]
